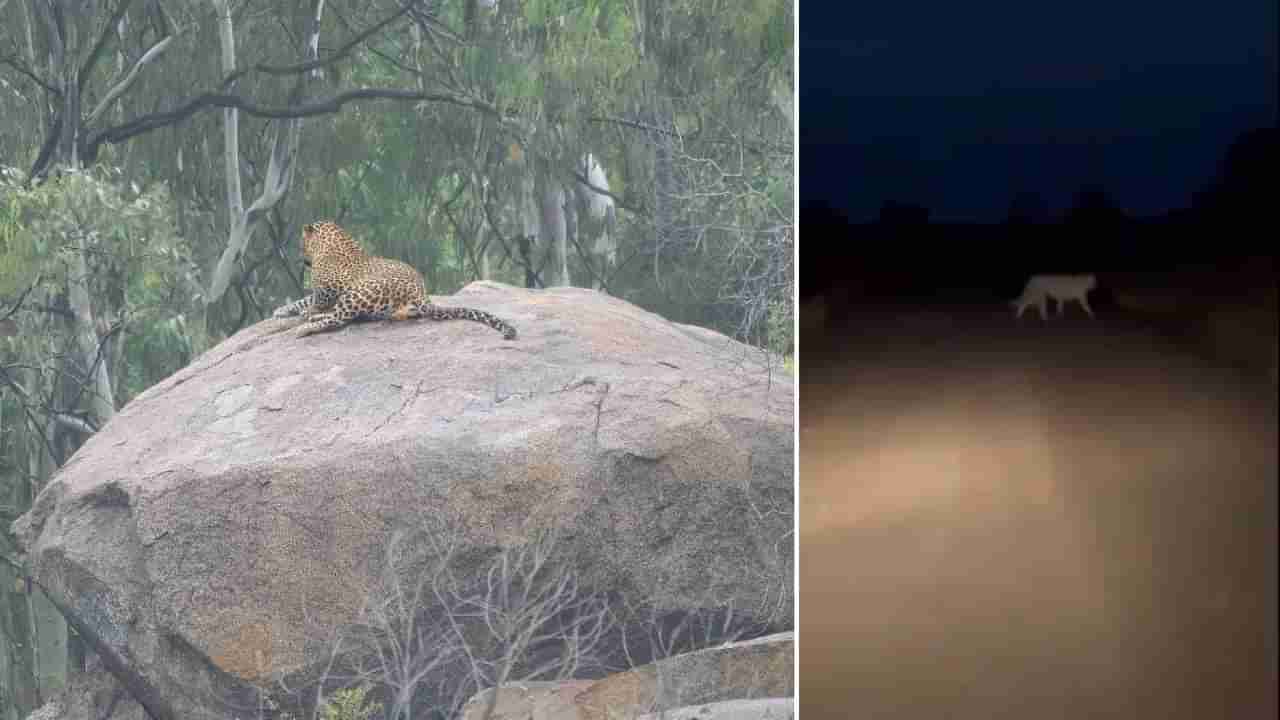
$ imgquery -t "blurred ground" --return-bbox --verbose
[800,305,1277,719]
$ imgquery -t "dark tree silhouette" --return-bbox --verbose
[1004,190,1050,225]
[1064,184,1127,226]
[804,200,852,230]
[876,200,930,225]
[1198,125,1280,221]
[1194,127,1279,225]
[1219,127,1276,194]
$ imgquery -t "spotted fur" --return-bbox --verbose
[272,221,517,340]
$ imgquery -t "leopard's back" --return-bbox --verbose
[360,256,429,305]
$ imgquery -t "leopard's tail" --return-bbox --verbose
[407,303,517,340]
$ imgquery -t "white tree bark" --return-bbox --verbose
[67,231,116,423]
[205,0,322,306]
[85,33,177,127]
[574,153,616,290]
[520,168,540,280]
[211,0,243,258]
[476,220,491,280]
[31,4,116,423]
[538,178,569,287]
[770,70,794,134]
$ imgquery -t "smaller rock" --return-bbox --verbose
[636,698,794,720]
[574,633,793,720]
[460,680,594,720]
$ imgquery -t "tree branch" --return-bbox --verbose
[1,274,42,322]
[29,111,62,182]
[0,364,62,469]
[78,0,137,99]
[566,164,645,216]
[85,87,498,162]
[219,0,419,88]
[53,412,97,436]
[0,54,59,95]
[85,31,179,127]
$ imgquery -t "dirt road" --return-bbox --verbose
[801,306,1277,719]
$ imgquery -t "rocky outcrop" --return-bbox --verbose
[575,633,792,720]
[460,633,793,720]
[12,283,793,720]
[636,699,794,720]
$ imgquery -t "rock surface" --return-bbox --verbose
[575,633,793,720]
[460,680,595,720]
[13,283,793,720]
[636,698,794,720]
[460,633,793,720]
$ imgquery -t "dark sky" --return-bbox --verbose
[802,1,1278,223]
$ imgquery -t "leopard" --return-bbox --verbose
[272,221,517,340]
[1010,273,1097,321]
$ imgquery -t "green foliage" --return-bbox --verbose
[318,686,383,720]
[0,165,198,403]
[1,166,192,295]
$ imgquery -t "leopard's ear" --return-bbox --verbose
[303,223,316,233]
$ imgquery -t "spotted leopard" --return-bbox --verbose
[272,221,517,340]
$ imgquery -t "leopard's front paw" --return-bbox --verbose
[293,323,320,338]
[273,305,299,319]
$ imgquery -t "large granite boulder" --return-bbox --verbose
[13,283,793,720]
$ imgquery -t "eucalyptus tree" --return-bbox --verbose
[511,0,794,343]
[378,0,793,322]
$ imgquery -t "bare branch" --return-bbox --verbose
[207,114,303,304]
[52,412,97,436]
[219,1,420,89]
[78,0,138,97]
[1,274,43,323]
[85,31,179,127]
[566,164,645,216]
[85,87,498,162]
[0,365,61,469]
[0,54,59,94]
[588,115,791,157]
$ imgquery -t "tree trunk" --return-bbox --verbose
[27,2,122,427]
[29,0,83,176]
[2,571,39,718]
[205,0,319,311]
[57,12,80,169]
[212,0,244,249]
[770,70,793,134]
[519,169,541,288]
[537,171,569,287]
[476,221,491,280]
[29,589,67,706]
[574,153,616,291]
[651,108,677,262]
[67,232,116,424]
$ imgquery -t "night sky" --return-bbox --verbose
[802,1,1278,223]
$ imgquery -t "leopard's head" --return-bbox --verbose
[301,221,365,269]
